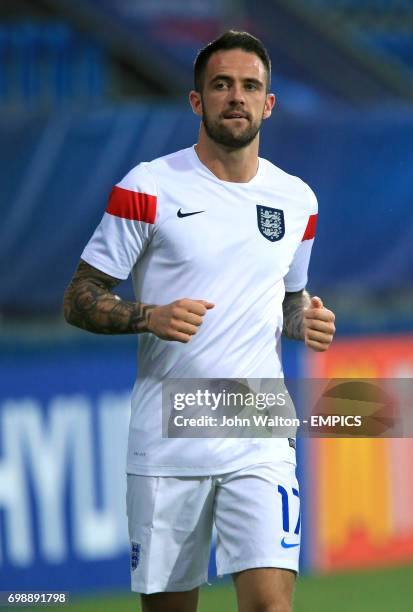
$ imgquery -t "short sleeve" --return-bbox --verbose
[81,163,157,280]
[284,185,318,292]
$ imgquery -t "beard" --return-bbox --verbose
[201,103,263,150]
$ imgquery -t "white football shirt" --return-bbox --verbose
[82,146,318,475]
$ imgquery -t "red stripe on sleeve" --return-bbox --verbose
[302,213,318,241]
[105,186,157,224]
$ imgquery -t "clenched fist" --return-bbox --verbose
[304,296,335,352]
[147,298,214,343]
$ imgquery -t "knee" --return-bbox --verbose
[249,599,291,612]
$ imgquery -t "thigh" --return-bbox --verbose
[141,588,199,612]
[127,474,214,595]
[214,462,301,577]
[233,567,296,612]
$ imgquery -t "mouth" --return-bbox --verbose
[224,117,247,121]
[222,112,249,120]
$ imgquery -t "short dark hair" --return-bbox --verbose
[194,30,271,92]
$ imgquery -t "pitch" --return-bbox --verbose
[13,563,413,612]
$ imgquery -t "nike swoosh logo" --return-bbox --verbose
[281,537,300,549]
[177,208,205,218]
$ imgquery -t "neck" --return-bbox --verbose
[195,125,260,183]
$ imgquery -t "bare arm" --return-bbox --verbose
[63,260,154,334]
[63,260,214,340]
[282,290,311,340]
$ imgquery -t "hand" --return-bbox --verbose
[147,298,214,343]
[303,296,335,352]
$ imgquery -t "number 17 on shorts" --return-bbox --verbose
[278,484,300,550]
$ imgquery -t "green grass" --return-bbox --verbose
[10,564,413,612]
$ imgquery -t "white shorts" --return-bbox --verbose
[126,461,300,594]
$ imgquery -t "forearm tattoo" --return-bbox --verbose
[282,290,310,340]
[63,261,155,334]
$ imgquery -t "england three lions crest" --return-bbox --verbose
[256,205,285,242]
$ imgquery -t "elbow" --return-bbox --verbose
[63,289,75,326]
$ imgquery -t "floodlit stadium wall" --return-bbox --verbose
[1,336,412,592]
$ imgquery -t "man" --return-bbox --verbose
[64,31,335,612]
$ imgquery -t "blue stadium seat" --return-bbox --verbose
[0,21,107,110]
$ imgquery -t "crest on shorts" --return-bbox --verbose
[256,205,285,242]
[131,542,141,571]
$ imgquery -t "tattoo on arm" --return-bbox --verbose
[63,260,155,334]
[282,290,310,340]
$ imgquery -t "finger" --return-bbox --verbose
[305,329,334,344]
[172,304,204,320]
[172,320,199,336]
[184,302,207,316]
[304,319,336,333]
[194,300,215,310]
[304,308,335,323]
[168,330,193,343]
[185,301,214,316]
[310,296,323,309]
[184,312,205,327]
[306,339,329,352]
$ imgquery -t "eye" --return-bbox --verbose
[245,82,258,91]
[214,81,228,90]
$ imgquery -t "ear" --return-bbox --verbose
[263,93,276,120]
[189,90,203,117]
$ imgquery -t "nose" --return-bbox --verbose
[228,83,245,105]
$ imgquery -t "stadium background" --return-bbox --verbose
[1,0,413,610]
